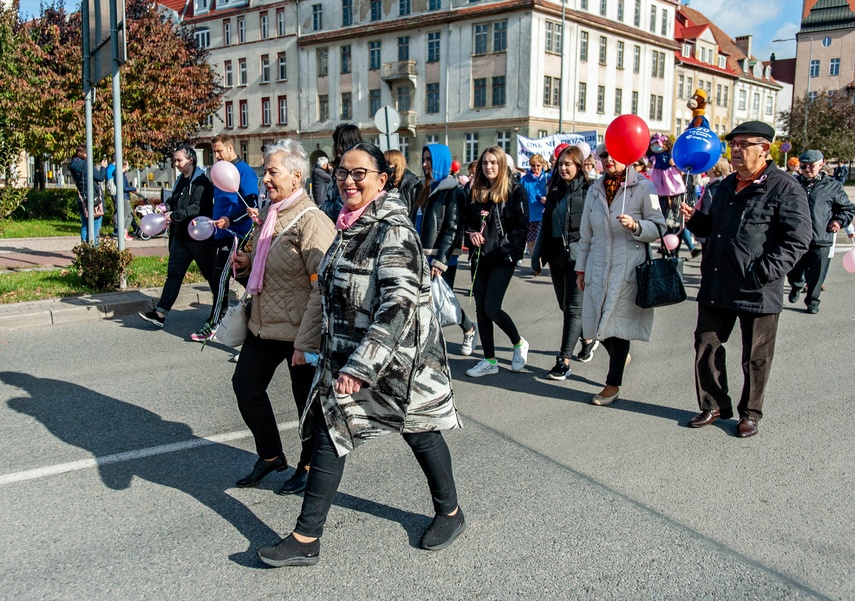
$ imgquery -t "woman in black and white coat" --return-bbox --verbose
[256,143,465,568]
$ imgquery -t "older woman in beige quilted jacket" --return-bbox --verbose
[230,139,335,495]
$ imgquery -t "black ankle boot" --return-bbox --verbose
[235,453,287,488]
[257,534,320,567]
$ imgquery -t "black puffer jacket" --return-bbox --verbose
[687,161,811,314]
[410,175,465,271]
[532,175,589,268]
[796,173,855,247]
[464,182,529,264]
[168,167,214,239]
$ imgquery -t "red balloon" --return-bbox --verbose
[604,115,651,165]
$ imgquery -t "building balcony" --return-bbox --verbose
[399,110,417,129]
[382,60,418,84]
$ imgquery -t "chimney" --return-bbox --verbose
[735,35,753,57]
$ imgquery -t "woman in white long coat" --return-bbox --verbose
[575,144,666,406]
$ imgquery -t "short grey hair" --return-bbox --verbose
[262,138,309,185]
[317,156,329,168]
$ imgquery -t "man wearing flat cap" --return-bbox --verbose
[679,121,811,438]
[787,149,855,313]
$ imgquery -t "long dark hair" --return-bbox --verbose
[343,142,395,191]
[547,146,588,198]
[332,123,364,166]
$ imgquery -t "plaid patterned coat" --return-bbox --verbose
[302,192,462,456]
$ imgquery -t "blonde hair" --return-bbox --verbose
[384,149,407,187]
[529,153,546,167]
[709,157,731,178]
[471,146,511,204]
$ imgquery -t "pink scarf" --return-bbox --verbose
[336,191,385,230]
[247,188,304,295]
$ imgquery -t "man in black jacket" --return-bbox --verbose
[787,149,855,314]
[679,122,811,438]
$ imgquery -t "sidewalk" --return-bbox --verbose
[0,235,170,270]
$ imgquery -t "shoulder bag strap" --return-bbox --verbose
[269,206,318,252]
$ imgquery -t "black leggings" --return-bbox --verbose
[471,258,520,358]
[602,337,631,387]
[295,422,458,539]
[548,255,583,360]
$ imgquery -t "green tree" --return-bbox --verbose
[779,91,855,161]
[0,3,28,218]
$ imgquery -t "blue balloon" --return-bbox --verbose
[672,127,723,174]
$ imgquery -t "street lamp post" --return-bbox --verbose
[773,34,814,145]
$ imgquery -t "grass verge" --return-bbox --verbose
[0,219,83,238]
[0,256,205,304]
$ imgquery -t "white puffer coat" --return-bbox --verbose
[576,169,667,342]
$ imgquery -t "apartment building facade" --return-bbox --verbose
[793,0,855,101]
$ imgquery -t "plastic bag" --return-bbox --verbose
[430,276,462,327]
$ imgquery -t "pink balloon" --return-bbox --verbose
[140,213,166,236]
[843,248,855,274]
[574,141,592,160]
[210,160,240,193]
[663,233,680,251]
[188,216,215,241]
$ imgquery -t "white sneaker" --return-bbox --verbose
[511,338,529,372]
[466,359,499,378]
[461,326,478,356]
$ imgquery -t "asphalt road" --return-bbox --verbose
[1,257,853,600]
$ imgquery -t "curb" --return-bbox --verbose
[0,284,217,332]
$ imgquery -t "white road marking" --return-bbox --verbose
[0,420,300,486]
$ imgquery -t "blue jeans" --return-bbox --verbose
[80,213,103,245]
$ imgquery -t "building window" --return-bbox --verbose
[494,20,507,51]
[223,20,231,45]
[341,45,351,74]
[474,24,488,55]
[686,76,693,94]
[809,59,820,77]
[578,81,587,112]
[369,89,381,115]
[426,83,440,113]
[631,91,638,115]
[317,48,328,77]
[753,92,760,113]
[341,92,352,119]
[677,74,684,98]
[240,143,248,162]
[718,55,726,68]
[649,95,656,120]
[238,59,247,85]
[682,42,691,57]
[599,36,607,65]
[260,55,270,83]
[312,4,322,30]
[425,134,439,145]
[492,76,506,106]
[474,78,487,108]
[427,32,441,63]
[580,0,588,8]
[660,9,668,36]
[545,21,563,54]
[260,13,269,39]
[342,0,352,26]
[538,129,548,138]
[277,9,285,36]
[261,97,271,125]
[225,101,234,128]
[397,86,411,111]
[371,0,382,21]
[239,100,248,127]
[658,51,665,78]
[807,91,817,101]
[656,95,663,120]
[738,89,746,110]
[400,137,410,161]
[633,0,640,26]
[369,41,382,70]
[398,36,409,61]
[497,131,511,153]
[224,60,233,87]
[599,0,607,16]
[765,95,773,115]
[597,85,605,113]
[716,84,722,105]
[648,5,656,33]
[465,133,479,163]
[195,29,209,49]
[676,118,682,131]
[632,45,640,73]
[429,0,441,9]
[617,41,624,68]
[651,51,658,77]
[723,86,728,108]
[277,53,287,80]
[617,0,624,21]
[399,0,411,16]
[237,18,245,43]
[614,88,622,114]
[318,95,329,121]
[830,58,840,76]
[544,76,560,107]
[580,31,588,61]
[278,96,287,124]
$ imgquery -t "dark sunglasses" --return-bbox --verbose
[598,152,610,160]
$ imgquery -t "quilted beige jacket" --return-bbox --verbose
[245,193,336,350]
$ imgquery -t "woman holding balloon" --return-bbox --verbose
[139,145,217,329]
[575,118,666,406]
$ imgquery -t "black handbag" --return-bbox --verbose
[635,224,687,309]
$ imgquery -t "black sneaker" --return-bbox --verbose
[257,534,320,567]
[788,287,801,304]
[574,339,599,363]
[547,359,571,380]
[691,248,702,259]
[807,302,819,314]
[420,509,466,551]
[138,310,164,328]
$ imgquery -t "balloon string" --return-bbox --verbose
[237,191,250,208]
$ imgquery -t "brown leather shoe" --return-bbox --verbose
[688,409,731,428]
[736,418,759,438]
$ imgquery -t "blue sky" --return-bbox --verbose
[18,0,804,61]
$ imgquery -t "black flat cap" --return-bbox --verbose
[725,121,776,142]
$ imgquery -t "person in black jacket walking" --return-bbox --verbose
[139,145,217,328]
[786,149,855,314]
[531,145,595,380]
[412,144,477,355]
[680,122,811,438]
[68,145,108,244]
[463,146,529,377]
[311,157,331,204]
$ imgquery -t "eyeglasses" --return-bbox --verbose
[727,140,766,150]
[598,152,610,160]
[799,163,820,169]
[333,167,381,182]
